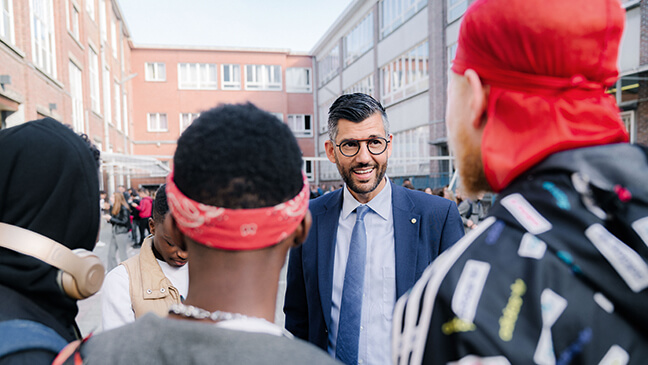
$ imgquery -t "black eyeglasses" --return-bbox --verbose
[335,137,390,157]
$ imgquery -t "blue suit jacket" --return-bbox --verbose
[283,182,464,350]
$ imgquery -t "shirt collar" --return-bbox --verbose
[341,177,392,221]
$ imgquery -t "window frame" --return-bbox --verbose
[30,0,57,77]
[245,64,282,91]
[145,62,166,82]
[179,112,199,132]
[287,114,313,138]
[344,12,374,66]
[147,113,168,132]
[178,63,218,90]
[68,61,84,133]
[89,47,100,113]
[286,67,312,93]
[221,64,241,90]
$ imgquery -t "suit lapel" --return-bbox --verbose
[392,183,420,298]
[317,189,342,331]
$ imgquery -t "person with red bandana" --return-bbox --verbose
[54,103,341,364]
[391,0,648,364]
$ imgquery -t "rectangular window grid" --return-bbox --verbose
[318,46,340,86]
[180,113,199,132]
[221,64,241,90]
[147,113,168,132]
[245,64,282,90]
[89,48,100,113]
[344,12,374,67]
[145,62,166,81]
[287,114,313,138]
[286,67,312,93]
[380,40,429,106]
[380,0,427,39]
[179,63,218,90]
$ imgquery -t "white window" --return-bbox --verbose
[447,42,458,69]
[380,41,429,105]
[110,20,117,58]
[180,113,199,132]
[303,159,313,180]
[65,0,79,40]
[344,74,374,97]
[147,113,168,132]
[99,0,106,42]
[318,46,339,86]
[447,0,467,23]
[272,112,283,121]
[344,12,374,66]
[380,0,427,38]
[103,67,111,123]
[245,65,282,90]
[86,0,94,21]
[69,61,84,133]
[287,114,312,138]
[1,0,13,43]
[178,63,218,89]
[221,64,240,90]
[30,0,57,77]
[89,48,100,113]
[620,110,636,143]
[145,62,166,81]
[122,92,128,136]
[388,125,431,176]
[114,82,121,130]
[286,68,312,93]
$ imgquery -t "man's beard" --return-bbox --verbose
[335,155,388,196]
[455,127,491,198]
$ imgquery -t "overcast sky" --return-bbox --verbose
[116,0,354,52]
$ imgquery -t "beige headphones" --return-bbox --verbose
[0,222,105,300]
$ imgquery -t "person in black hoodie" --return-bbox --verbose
[0,118,102,364]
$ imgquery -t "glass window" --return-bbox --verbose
[86,0,94,21]
[245,65,282,90]
[69,61,83,133]
[147,113,168,132]
[114,82,121,130]
[178,63,218,89]
[344,12,373,66]
[221,64,241,90]
[89,48,100,113]
[380,41,429,105]
[31,0,57,76]
[180,113,199,132]
[1,0,13,43]
[318,46,339,86]
[447,0,467,23]
[111,20,117,58]
[287,114,313,138]
[103,67,111,124]
[286,67,312,93]
[344,74,375,97]
[65,0,79,40]
[380,0,427,38]
[99,0,106,41]
[145,62,166,81]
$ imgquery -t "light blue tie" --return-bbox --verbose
[336,205,370,365]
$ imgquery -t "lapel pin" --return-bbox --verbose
[411,218,417,224]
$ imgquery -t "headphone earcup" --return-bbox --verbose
[58,250,105,300]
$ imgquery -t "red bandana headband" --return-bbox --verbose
[166,171,309,250]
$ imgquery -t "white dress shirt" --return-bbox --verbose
[328,180,396,365]
[101,259,189,331]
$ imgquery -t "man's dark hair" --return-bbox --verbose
[173,103,304,209]
[152,184,168,223]
[327,93,389,141]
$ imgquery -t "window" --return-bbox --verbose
[447,0,467,23]
[147,113,168,132]
[122,92,128,136]
[388,125,430,176]
[145,62,166,81]
[380,0,427,38]
[103,67,111,123]
[303,160,313,180]
[287,114,312,138]
[1,0,13,44]
[286,68,312,93]
[65,0,79,40]
[30,0,57,76]
[318,46,339,86]
[344,74,374,97]
[221,64,240,89]
[180,113,199,132]
[272,112,283,121]
[86,0,94,21]
[89,48,100,113]
[245,65,282,90]
[447,43,458,69]
[114,82,121,130]
[380,41,429,105]
[69,61,83,133]
[344,13,373,66]
[99,0,106,42]
[620,110,636,143]
[178,63,218,89]
[111,20,117,58]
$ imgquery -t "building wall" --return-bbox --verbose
[129,46,315,177]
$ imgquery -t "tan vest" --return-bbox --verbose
[121,236,182,319]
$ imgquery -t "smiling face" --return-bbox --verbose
[149,214,188,268]
[325,112,392,203]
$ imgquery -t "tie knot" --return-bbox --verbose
[355,205,370,221]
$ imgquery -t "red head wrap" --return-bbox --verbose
[452,0,629,192]
[166,171,309,250]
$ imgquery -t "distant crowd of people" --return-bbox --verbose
[1,0,647,364]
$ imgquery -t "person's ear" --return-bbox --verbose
[166,214,187,251]
[464,69,489,129]
[148,217,155,235]
[293,210,312,247]
[325,139,337,164]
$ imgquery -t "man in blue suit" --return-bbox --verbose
[284,93,464,365]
